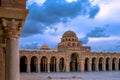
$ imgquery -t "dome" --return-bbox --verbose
[40,44,50,50]
[62,30,77,38]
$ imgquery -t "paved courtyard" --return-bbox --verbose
[20,71,120,80]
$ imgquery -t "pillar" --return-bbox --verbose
[66,61,70,72]
[48,63,50,72]
[103,61,106,71]
[37,62,40,73]
[88,62,92,72]
[77,62,80,72]
[95,60,98,71]
[0,23,6,80]
[115,61,119,71]
[109,60,112,71]
[3,19,24,80]
[27,62,30,73]
[57,62,59,72]
[80,61,84,72]
[45,62,47,72]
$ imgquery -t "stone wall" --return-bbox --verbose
[0,48,5,80]
[1,0,26,9]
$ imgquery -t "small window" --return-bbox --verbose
[69,39,71,41]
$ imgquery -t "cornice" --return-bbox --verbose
[0,7,28,20]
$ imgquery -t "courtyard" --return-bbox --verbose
[20,71,120,80]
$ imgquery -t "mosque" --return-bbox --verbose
[0,0,120,80]
[20,30,120,73]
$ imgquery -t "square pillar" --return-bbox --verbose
[66,61,70,72]
[80,61,84,72]
[102,62,106,71]
[88,63,92,72]
[27,63,30,73]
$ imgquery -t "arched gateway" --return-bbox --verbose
[20,56,27,72]
[20,31,120,73]
[41,56,48,72]
[70,53,79,72]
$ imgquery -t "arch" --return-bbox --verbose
[59,58,65,72]
[65,38,67,41]
[50,56,57,72]
[70,53,79,72]
[68,42,71,46]
[98,58,103,71]
[106,58,110,71]
[69,38,71,41]
[30,56,38,72]
[72,38,74,41]
[20,56,27,72]
[85,58,89,71]
[41,56,48,72]
[112,58,117,71]
[91,58,96,71]
[72,43,75,47]
[77,43,80,47]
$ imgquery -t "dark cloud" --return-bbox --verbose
[87,27,109,37]
[20,42,39,49]
[80,26,110,44]
[80,36,89,44]
[21,0,100,37]
[21,20,43,37]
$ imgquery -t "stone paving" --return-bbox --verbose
[20,71,120,80]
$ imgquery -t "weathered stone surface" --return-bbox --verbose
[20,31,120,73]
[0,0,27,80]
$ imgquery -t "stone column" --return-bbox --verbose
[80,61,84,72]
[37,62,40,73]
[48,62,50,72]
[3,19,24,80]
[77,62,80,72]
[66,61,70,72]
[88,62,92,72]
[57,62,59,72]
[38,63,41,73]
[115,61,119,71]
[95,60,98,71]
[27,62,30,73]
[103,61,106,71]
[0,21,6,80]
[109,60,112,71]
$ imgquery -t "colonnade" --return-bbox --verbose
[20,54,120,73]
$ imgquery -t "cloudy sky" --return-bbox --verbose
[20,0,120,52]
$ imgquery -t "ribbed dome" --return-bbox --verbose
[62,30,77,38]
[40,44,50,50]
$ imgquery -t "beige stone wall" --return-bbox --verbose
[0,47,5,80]
[1,0,26,9]
[20,49,120,73]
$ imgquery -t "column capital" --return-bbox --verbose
[2,18,24,39]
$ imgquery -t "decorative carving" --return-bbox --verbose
[2,18,24,39]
